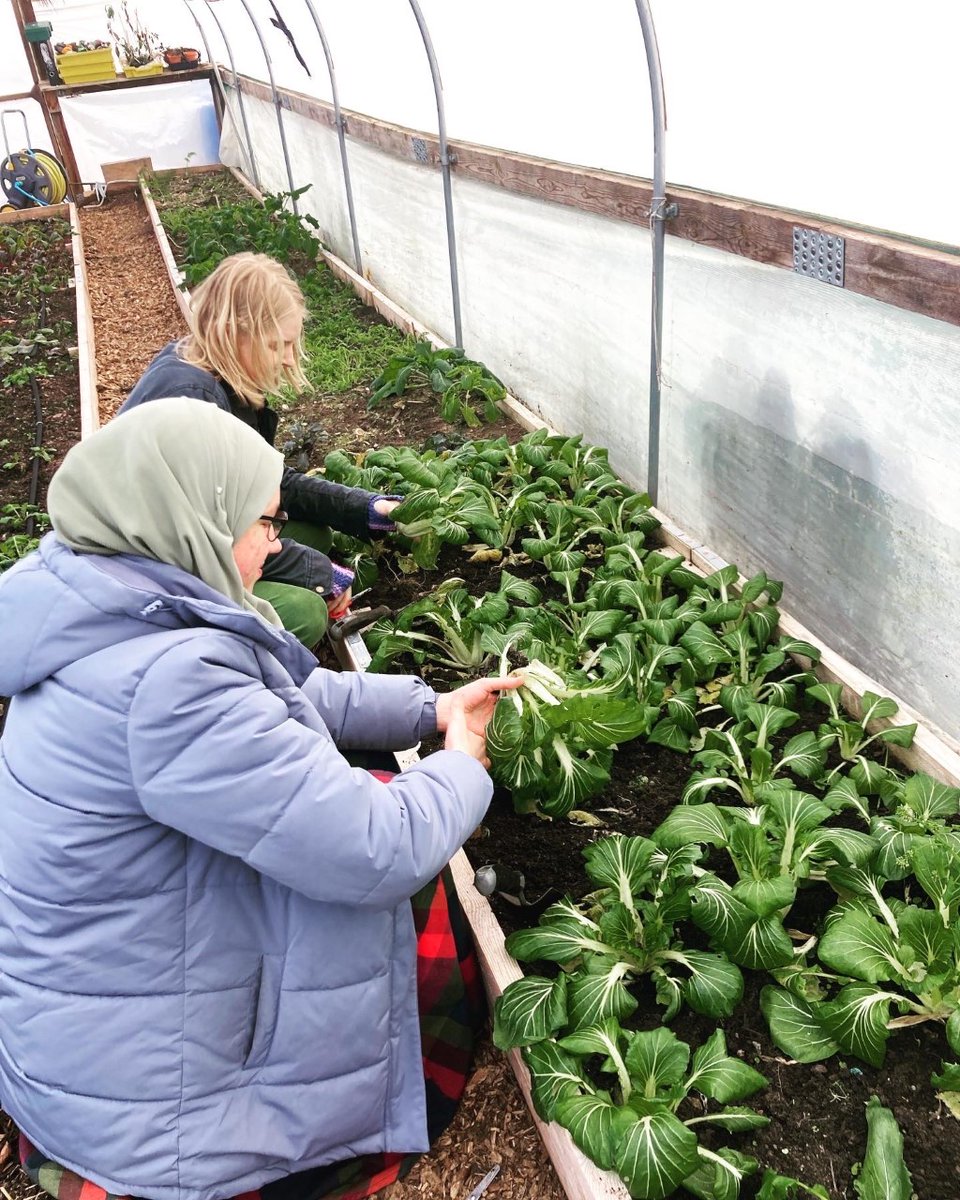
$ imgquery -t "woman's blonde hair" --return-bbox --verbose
[179,252,308,407]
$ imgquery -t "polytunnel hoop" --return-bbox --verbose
[192,0,261,189]
[407,0,463,350]
[300,0,363,274]
[235,0,300,212]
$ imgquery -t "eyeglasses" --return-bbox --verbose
[258,509,288,541]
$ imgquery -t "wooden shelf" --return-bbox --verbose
[39,66,212,98]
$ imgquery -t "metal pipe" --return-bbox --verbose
[182,3,231,145]
[407,0,463,348]
[194,0,261,188]
[235,0,300,213]
[634,0,672,507]
[301,0,363,273]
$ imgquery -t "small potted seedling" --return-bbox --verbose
[163,46,201,71]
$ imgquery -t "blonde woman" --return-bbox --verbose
[120,252,399,646]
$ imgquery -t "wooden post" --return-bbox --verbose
[8,0,84,203]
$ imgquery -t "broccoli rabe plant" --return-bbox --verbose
[762,834,960,1066]
[494,835,744,1039]
[498,1016,766,1200]
[368,340,505,426]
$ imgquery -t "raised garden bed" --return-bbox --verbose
[4,165,960,1200]
[0,203,88,638]
[114,167,960,1199]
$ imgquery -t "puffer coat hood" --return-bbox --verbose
[0,538,492,1200]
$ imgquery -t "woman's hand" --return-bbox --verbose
[326,587,352,619]
[435,677,521,733]
[372,498,401,519]
[437,677,522,767]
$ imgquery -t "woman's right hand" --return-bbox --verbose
[443,696,490,766]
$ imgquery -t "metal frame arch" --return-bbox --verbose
[300,0,363,273]
[181,0,257,185]
[234,0,301,213]
[192,0,262,188]
[406,0,463,349]
[634,0,671,507]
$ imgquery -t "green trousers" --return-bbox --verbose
[252,519,332,647]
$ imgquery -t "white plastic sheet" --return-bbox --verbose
[59,80,219,182]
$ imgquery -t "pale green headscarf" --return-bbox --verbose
[48,396,284,627]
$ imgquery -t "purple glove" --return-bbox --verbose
[329,562,355,598]
[367,494,403,533]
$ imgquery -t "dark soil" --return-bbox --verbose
[463,763,960,1199]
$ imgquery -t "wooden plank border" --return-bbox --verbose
[139,178,191,325]
[0,202,70,225]
[231,74,960,328]
[67,201,98,438]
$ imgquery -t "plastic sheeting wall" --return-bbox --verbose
[59,82,219,182]
[195,0,960,246]
[221,91,960,742]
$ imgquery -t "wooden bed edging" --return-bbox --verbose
[0,202,70,225]
[67,201,99,439]
[139,179,192,325]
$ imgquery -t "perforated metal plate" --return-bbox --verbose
[793,226,844,287]
[411,136,428,163]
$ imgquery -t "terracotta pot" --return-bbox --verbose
[182,48,200,62]
[164,50,182,65]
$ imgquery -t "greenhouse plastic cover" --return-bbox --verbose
[59,82,219,182]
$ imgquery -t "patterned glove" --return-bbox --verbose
[367,494,403,533]
[328,562,355,598]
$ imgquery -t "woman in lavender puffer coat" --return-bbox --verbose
[0,398,517,1200]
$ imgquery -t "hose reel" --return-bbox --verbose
[1,110,68,211]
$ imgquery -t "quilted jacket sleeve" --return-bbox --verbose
[127,634,491,907]
[298,665,439,748]
[280,466,374,540]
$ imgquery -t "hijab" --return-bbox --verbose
[48,396,284,627]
